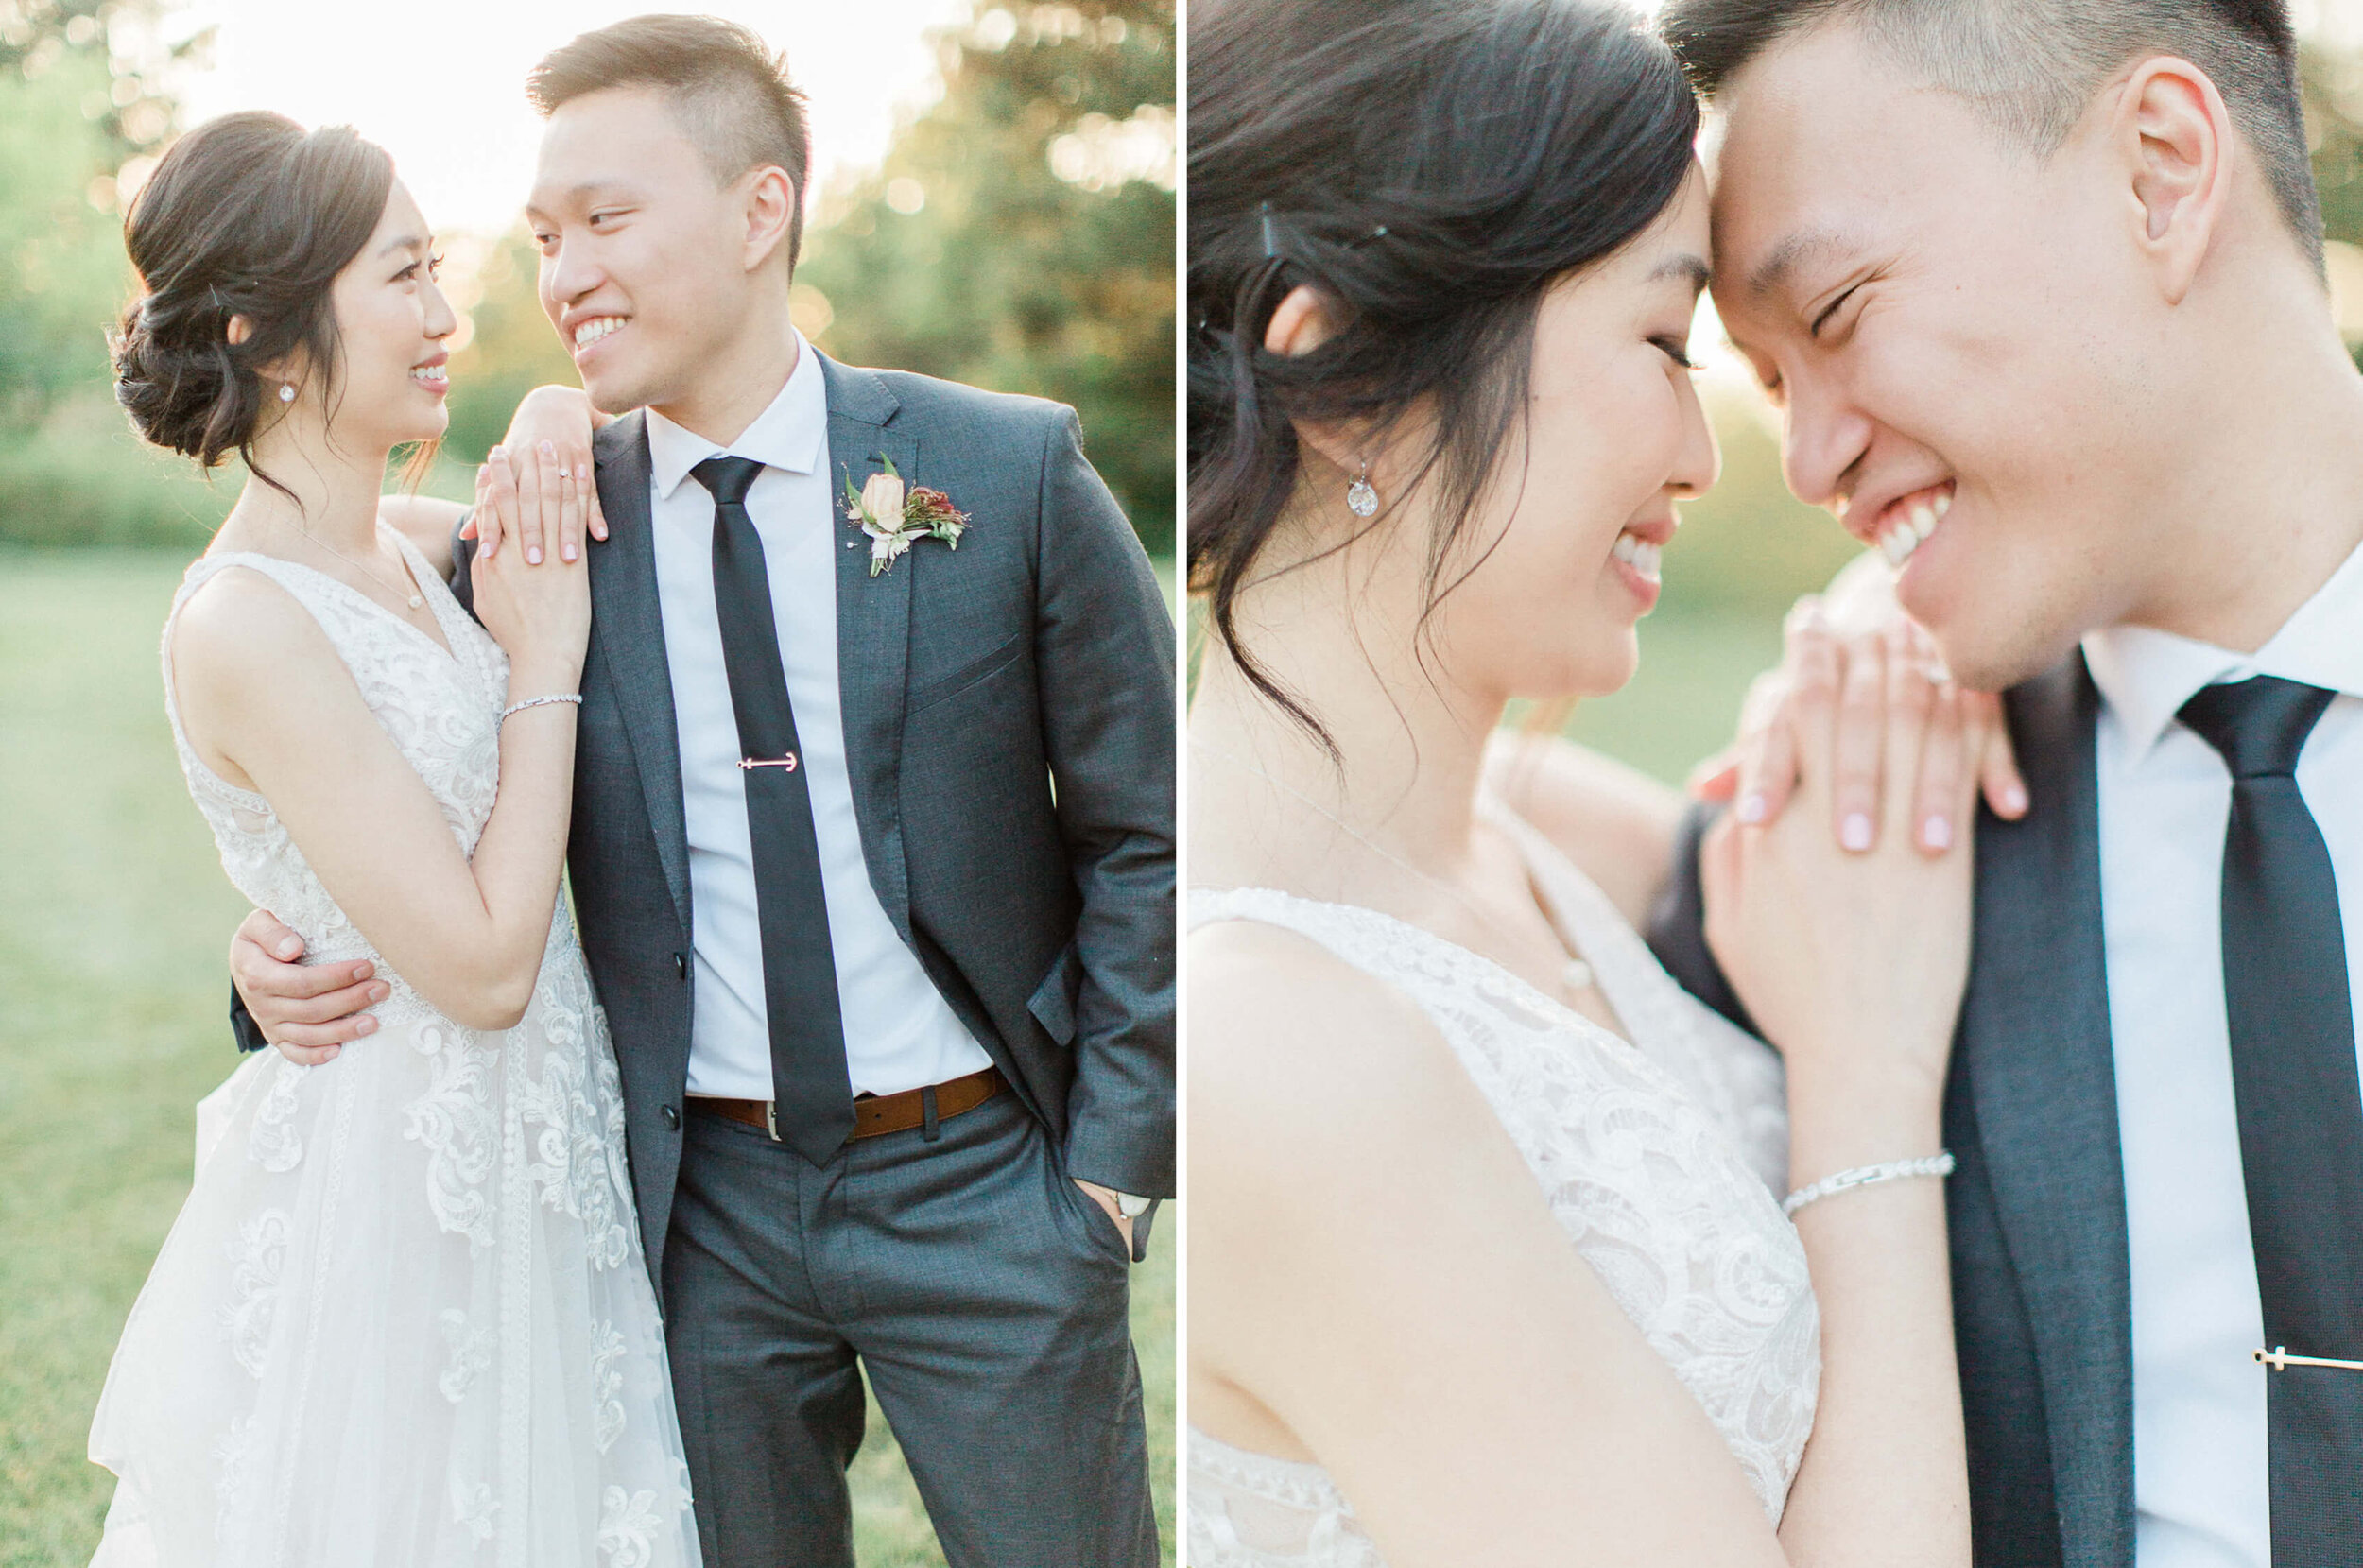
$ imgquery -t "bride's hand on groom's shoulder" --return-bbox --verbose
[1699,616,1998,1135]
[471,447,591,685]
[1690,584,2027,853]
[462,386,611,567]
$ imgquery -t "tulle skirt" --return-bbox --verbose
[86,950,700,1568]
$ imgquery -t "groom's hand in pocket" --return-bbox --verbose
[230,907,388,1066]
[1072,1179,1136,1254]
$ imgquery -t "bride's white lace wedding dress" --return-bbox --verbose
[87,536,699,1567]
[1186,799,1820,1565]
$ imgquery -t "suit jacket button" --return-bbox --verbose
[662,1104,681,1131]
[674,951,688,980]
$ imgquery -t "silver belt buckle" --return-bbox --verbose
[764,1101,780,1142]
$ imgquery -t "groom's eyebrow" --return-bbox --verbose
[526,181,644,219]
[1746,227,1850,300]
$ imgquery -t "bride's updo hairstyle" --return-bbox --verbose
[112,112,395,493]
[1189,0,1699,742]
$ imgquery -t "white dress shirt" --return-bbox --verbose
[646,333,992,1101]
[2084,541,2363,1568]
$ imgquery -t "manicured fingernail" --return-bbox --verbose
[370,983,390,1002]
[1923,816,1952,851]
[1841,812,1874,852]
[356,1017,377,1035]
[575,464,588,478]
[527,546,542,564]
[323,1045,340,1061]
[2002,784,2028,816]
[276,938,301,958]
[540,439,556,457]
[1736,792,1767,825]
[563,544,577,561]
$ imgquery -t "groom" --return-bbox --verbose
[1645,2,2363,1564]
[230,16,1172,1567]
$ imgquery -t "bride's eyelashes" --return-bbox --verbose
[1652,336,1698,371]
[393,252,444,284]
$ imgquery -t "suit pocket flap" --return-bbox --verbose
[905,630,1025,714]
[1026,940,1084,1045]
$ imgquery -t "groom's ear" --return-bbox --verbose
[2111,55,2234,308]
[736,163,799,279]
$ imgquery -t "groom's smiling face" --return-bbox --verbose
[526,86,779,419]
[1707,22,2198,692]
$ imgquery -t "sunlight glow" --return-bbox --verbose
[166,0,976,235]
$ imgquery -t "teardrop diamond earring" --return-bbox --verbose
[1346,460,1379,518]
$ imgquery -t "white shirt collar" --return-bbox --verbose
[643,329,828,502]
[2083,538,2363,759]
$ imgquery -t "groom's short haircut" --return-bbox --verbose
[527,14,812,270]
[1659,0,2323,275]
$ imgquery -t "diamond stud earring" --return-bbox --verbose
[1346,459,1379,518]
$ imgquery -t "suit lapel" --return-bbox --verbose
[819,354,918,941]
[1963,653,2133,1564]
[587,412,692,931]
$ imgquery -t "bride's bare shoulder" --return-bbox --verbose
[1188,916,1492,1181]
[1483,731,1683,927]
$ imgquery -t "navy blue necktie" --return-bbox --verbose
[2180,674,2361,1564]
[694,456,853,1164]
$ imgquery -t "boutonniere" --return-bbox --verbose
[842,455,971,577]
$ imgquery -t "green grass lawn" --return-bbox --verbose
[0,547,1176,1567]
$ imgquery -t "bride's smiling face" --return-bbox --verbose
[1407,170,1719,703]
[321,181,455,449]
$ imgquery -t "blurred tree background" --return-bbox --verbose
[794,0,1175,553]
[0,0,1177,555]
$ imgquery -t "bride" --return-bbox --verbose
[90,111,697,1564]
[1187,1,1992,1561]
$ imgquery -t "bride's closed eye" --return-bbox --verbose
[1652,336,1697,370]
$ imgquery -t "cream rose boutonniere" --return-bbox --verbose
[842,455,971,577]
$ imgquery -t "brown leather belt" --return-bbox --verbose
[687,1065,1007,1144]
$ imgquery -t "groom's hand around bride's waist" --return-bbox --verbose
[231,906,388,1066]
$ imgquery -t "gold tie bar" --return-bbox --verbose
[2254,1346,2363,1372]
[739,753,800,772]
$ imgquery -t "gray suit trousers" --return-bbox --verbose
[662,1091,1156,1568]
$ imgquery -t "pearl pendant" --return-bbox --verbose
[1563,958,1594,991]
[408,594,424,610]
[1346,476,1379,518]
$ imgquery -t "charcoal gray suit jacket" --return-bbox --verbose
[1647,654,2132,1568]
[451,353,1177,1290]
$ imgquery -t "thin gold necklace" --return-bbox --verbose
[1192,739,1596,997]
[283,518,426,612]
